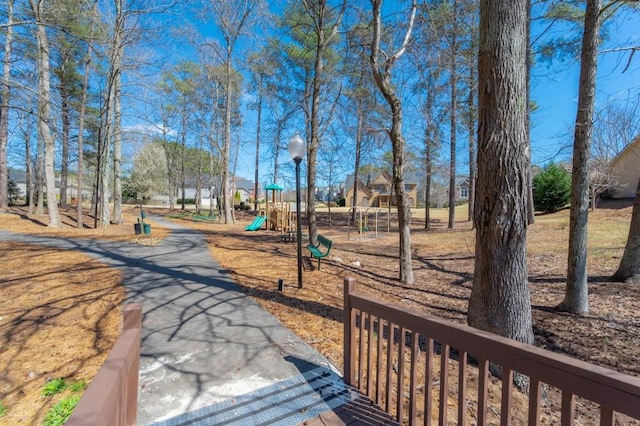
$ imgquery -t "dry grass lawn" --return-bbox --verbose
[0,206,167,425]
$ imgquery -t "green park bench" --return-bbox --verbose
[306,234,333,270]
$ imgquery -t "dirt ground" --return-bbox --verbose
[0,206,167,425]
[1,201,638,424]
[176,203,640,379]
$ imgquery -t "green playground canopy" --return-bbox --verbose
[265,183,283,191]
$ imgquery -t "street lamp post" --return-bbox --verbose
[288,133,306,289]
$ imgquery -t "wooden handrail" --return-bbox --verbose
[67,303,142,426]
[343,278,640,424]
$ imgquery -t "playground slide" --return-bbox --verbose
[245,215,266,231]
[245,216,261,230]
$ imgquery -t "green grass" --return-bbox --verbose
[41,378,67,397]
[68,380,86,393]
[0,400,7,417]
[40,378,87,425]
[42,395,80,426]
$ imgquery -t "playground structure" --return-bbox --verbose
[346,206,390,241]
[263,183,296,234]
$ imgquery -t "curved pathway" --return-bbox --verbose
[0,218,338,424]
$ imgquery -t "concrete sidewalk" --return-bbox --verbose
[1,218,341,425]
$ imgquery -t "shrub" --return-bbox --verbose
[532,162,571,213]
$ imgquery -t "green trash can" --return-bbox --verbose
[143,223,151,235]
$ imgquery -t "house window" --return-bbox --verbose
[460,187,468,199]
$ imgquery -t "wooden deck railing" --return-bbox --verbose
[343,278,640,425]
[67,303,142,426]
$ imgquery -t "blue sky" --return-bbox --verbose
[529,14,639,166]
[232,6,640,185]
[115,2,639,188]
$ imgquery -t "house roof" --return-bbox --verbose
[234,178,254,191]
[344,175,372,196]
[610,135,640,167]
[455,176,470,187]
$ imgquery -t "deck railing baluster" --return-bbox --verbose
[376,319,383,406]
[358,310,365,390]
[528,378,540,426]
[409,331,419,426]
[386,322,395,415]
[367,313,374,398]
[561,391,575,426]
[600,406,614,426]
[501,368,514,426]
[397,327,406,422]
[458,350,468,426]
[439,343,450,425]
[477,358,489,426]
[425,337,434,426]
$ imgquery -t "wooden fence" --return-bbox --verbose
[67,303,142,426]
[343,278,640,425]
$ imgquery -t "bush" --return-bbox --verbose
[177,198,196,205]
[533,162,571,213]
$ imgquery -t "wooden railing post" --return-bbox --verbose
[67,303,142,426]
[343,277,356,386]
[123,303,141,426]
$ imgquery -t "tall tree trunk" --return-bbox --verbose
[0,0,13,210]
[112,60,123,223]
[181,109,186,211]
[59,52,70,208]
[525,0,535,226]
[111,0,124,224]
[561,0,601,315]
[254,73,263,213]
[468,0,533,344]
[306,1,327,247]
[448,0,458,229]
[77,4,95,228]
[423,69,436,230]
[99,95,112,228]
[36,132,44,215]
[425,140,432,230]
[273,123,282,183]
[352,102,363,223]
[467,81,476,225]
[370,0,416,285]
[613,177,640,283]
[23,111,34,214]
[26,138,33,213]
[222,47,234,224]
[31,0,61,227]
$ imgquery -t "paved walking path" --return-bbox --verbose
[0,218,348,425]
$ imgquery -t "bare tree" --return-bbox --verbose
[76,1,97,228]
[30,0,61,227]
[0,0,13,210]
[467,0,533,344]
[561,0,602,315]
[301,0,346,245]
[447,0,458,229]
[370,0,417,285]
[208,0,262,225]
